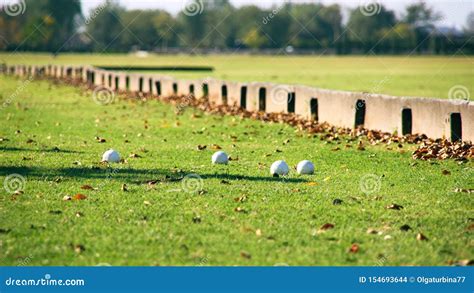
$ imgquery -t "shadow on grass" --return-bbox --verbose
[0,166,307,183]
[0,147,84,153]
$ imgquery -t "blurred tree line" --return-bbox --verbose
[1,0,473,54]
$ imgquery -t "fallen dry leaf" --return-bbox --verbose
[196,144,207,151]
[416,233,428,241]
[306,182,318,186]
[121,184,128,192]
[386,203,404,210]
[442,170,451,175]
[129,153,141,158]
[318,223,335,233]
[80,185,96,190]
[454,188,474,193]
[400,224,412,231]
[240,251,251,259]
[332,198,343,205]
[234,195,247,203]
[63,195,72,201]
[349,243,359,253]
[72,193,87,200]
[210,144,221,150]
[234,207,247,213]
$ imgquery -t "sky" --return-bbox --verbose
[78,0,473,29]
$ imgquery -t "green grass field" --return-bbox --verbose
[0,72,472,266]
[1,53,473,99]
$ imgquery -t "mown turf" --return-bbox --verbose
[1,53,473,99]
[0,75,472,266]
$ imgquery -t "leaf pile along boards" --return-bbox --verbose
[63,77,474,161]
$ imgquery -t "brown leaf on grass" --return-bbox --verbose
[228,155,238,161]
[196,144,207,151]
[240,251,251,259]
[121,184,128,192]
[349,243,359,253]
[73,193,87,200]
[454,188,474,193]
[220,180,230,185]
[451,259,474,266]
[331,147,341,151]
[400,224,412,231]
[129,153,141,158]
[94,136,107,143]
[73,244,85,254]
[467,223,474,231]
[442,170,451,175]
[357,141,365,151]
[26,138,35,144]
[234,207,247,213]
[386,203,404,210]
[366,228,379,234]
[234,195,247,203]
[318,223,335,233]
[210,144,221,150]
[416,233,428,241]
[332,198,343,205]
[80,185,96,190]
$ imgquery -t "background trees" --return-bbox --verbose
[0,0,472,54]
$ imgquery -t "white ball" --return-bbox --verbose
[270,160,289,176]
[102,149,120,163]
[297,160,314,175]
[212,151,228,164]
